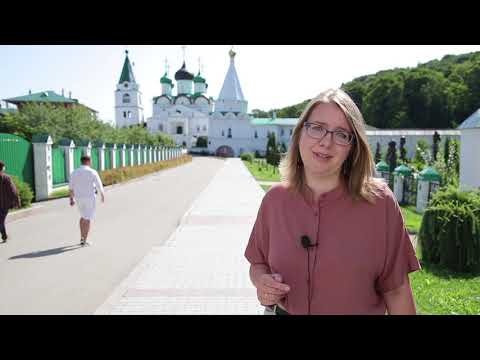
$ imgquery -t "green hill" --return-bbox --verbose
[254,51,480,129]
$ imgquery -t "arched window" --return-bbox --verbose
[228,128,232,138]
[222,130,225,137]
[254,130,258,138]
[177,126,183,134]
[123,94,131,103]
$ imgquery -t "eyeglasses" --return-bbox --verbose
[303,122,355,146]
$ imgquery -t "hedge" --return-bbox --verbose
[99,155,192,186]
[418,186,480,274]
[11,176,34,208]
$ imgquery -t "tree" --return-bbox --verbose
[386,140,398,173]
[266,132,281,166]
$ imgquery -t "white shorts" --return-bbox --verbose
[76,197,96,220]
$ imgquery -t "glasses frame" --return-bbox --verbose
[303,121,355,146]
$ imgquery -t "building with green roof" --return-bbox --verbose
[3,90,98,116]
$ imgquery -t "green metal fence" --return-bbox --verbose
[52,147,67,186]
[125,150,131,167]
[91,149,99,170]
[74,148,83,169]
[0,133,34,191]
[104,150,112,170]
[140,150,145,164]
[116,149,122,168]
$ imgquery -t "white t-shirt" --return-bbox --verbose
[69,165,104,199]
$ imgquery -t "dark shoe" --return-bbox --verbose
[1,233,7,242]
[80,238,85,246]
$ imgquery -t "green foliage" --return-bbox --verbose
[99,155,192,186]
[11,176,34,208]
[433,138,460,187]
[411,139,431,172]
[266,132,281,166]
[418,186,480,274]
[196,136,208,148]
[253,51,480,130]
[2,103,175,146]
[240,152,254,162]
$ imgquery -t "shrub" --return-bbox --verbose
[11,176,34,208]
[196,136,208,148]
[418,186,480,274]
[99,155,192,186]
[240,152,254,162]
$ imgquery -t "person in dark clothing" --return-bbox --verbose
[0,160,21,243]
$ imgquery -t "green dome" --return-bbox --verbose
[419,166,441,182]
[160,73,173,84]
[376,160,389,172]
[193,72,206,83]
[393,164,413,176]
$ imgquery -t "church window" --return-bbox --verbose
[123,111,127,118]
[177,126,183,134]
[222,130,225,137]
[254,130,258,138]
[128,111,132,118]
[228,128,232,138]
[123,94,130,103]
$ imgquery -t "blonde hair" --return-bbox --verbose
[279,88,383,203]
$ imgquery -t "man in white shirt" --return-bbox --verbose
[69,155,105,246]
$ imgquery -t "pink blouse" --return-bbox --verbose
[245,181,421,315]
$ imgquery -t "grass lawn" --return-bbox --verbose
[49,188,70,199]
[411,244,480,315]
[400,205,423,234]
[242,160,281,182]
[260,184,272,192]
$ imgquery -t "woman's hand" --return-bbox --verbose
[255,273,290,306]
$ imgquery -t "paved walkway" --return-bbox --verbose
[96,158,265,315]
[0,157,225,314]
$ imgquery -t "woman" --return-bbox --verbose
[244,89,420,315]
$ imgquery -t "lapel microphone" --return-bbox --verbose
[301,235,316,249]
[301,235,317,315]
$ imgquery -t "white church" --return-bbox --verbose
[114,48,460,158]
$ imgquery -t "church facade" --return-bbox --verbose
[114,49,460,158]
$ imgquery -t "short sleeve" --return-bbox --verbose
[244,195,270,266]
[376,192,421,293]
[94,171,105,194]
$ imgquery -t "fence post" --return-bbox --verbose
[94,142,106,171]
[120,144,126,167]
[32,134,53,201]
[58,138,75,180]
[106,143,117,169]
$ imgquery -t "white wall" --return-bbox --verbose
[459,128,480,190]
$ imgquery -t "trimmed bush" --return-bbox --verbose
[11,176,34,208]
[240,152,254,162]
[99,155,192,186]
[418,186,480,273]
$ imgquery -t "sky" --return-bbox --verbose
[1,45,480,124]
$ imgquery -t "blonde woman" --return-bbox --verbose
[245,89,420,315]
